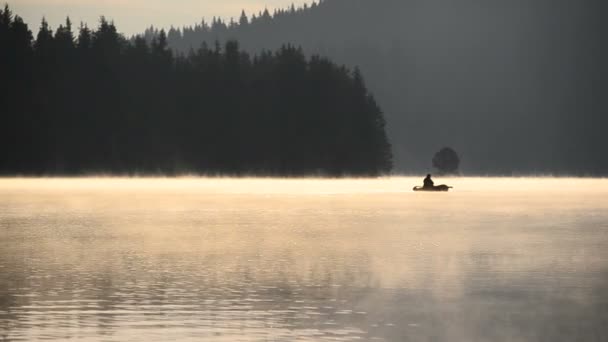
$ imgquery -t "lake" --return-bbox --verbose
[1,177,607,341]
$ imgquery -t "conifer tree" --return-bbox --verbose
[34,18,53,56]
[239,10,249,27]
[77,23,91,49]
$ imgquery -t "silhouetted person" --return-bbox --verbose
[423,174,434,189]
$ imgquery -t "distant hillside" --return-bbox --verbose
[154,0,608,174]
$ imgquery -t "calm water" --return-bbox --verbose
[1,177,607,341]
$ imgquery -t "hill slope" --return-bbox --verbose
[159,0,607,174]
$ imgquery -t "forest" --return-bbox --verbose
[0,5,393,176]
[154,0,607,174]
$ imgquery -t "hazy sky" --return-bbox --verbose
[7,0,311,35]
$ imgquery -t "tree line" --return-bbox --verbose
[0,5,392,176]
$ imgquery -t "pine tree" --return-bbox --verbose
[0,4,11,31]
[77,23,91,51]
[54,17,75,52]
[34,18,53,54]
[239,10,249,27]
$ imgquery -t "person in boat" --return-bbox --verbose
[423,174,434,189]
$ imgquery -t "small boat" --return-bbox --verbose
[413,185,453,192]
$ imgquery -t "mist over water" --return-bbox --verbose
[1,177,607,341]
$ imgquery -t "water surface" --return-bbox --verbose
[1,177,607,341]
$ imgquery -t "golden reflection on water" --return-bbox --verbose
[0,177,607,341]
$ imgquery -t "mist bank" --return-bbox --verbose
[0,6,392,177]
[157,0,608,175]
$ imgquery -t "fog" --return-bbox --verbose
[2,177,607,340]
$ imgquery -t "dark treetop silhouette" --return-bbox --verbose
[152,0,608,175]
[433,147,460,175]
[0,5,392,176]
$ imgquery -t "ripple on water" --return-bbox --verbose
[1,177,608,341]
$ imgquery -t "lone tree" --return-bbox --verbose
[433,147,460,174]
